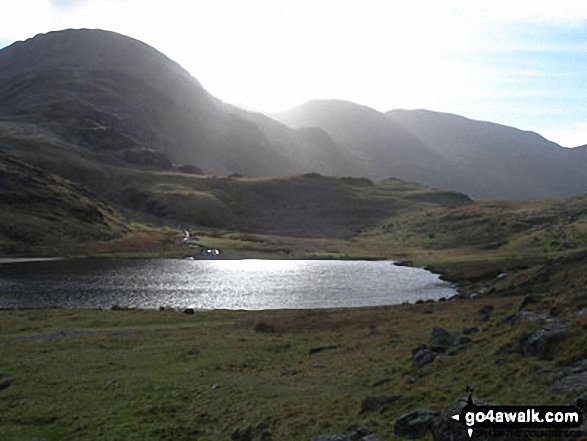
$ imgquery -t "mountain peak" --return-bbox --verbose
[0,28,204,93]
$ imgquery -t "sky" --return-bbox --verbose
[1,1,587,147]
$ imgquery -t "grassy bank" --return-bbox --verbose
[1,299,586,440]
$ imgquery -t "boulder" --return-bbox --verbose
[523,325,567,359]
[431,399,470,441]
[548,359,587,393]
[364,325,377,338]
[431,328,457,352]
[432,397,523,441]
[184,308,195,315]
[412,344,436,367]
[394,409,439,439]
[0,376,11,391]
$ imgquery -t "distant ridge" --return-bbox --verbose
[275,101,587,199]
[1,29,587,199]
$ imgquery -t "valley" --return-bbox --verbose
[0,28,586,440]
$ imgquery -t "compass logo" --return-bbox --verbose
[450,387,583,438]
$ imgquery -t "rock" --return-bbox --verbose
[0,376,11,391]
[395,259,414,267]
[212,383,220,389]
[524,325,568,359]
[394,409,439,439]
[502,311,547,325]
[364,325,377,338]
[412,344,436,367]
[360,394,402,413]
[477,305,495,322]
[310,345,338,355]
[431,328,457,352]
[458,336,472,345]
[184,308,195,315]
[519,294,543,309]
[431,399,470,441]
[462,327,479,335]
[431,397,506,441]
[547,359,587,393]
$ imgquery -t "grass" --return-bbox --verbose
[2,119,587,439]
[1,297,584,440]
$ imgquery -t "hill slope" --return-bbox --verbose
[386,109,587,199]
[0,152,126,254]
[275,101,587,199]
[0,29,348,178]
[3,29,587,200]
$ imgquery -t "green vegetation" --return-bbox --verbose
[1,28,587,440]
[1,297,585,440]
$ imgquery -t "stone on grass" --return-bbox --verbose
[412,344,436,367]
[0,376,11,391]
[431,328,457,352]
[524,325,567,359]
[394,409,439,439]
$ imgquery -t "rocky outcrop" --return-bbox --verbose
[412,344,437,367]
[523,324,568,359]
[394,409,439,439]
[431,328,458,352]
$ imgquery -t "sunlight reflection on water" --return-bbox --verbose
[0,259,456,310]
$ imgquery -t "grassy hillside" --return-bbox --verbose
[0,151,128,255]
[0,126,472,247]
[0,296,585,440]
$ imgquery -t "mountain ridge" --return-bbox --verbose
[1,28,587,200]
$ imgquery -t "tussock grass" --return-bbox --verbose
[0,297,582,440]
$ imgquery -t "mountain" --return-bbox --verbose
[386,109,587,199]
[0,28,347,178]
[273,100,480,194]
[275,102,587,199]
[2,28,587,202]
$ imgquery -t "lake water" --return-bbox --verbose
[0,258,456,310]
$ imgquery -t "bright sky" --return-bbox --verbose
[1,0,587,147]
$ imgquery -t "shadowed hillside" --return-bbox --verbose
[0,29,342,178]
[3,29,587,201]
[275,101,587,199]
[0,152,126,254]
